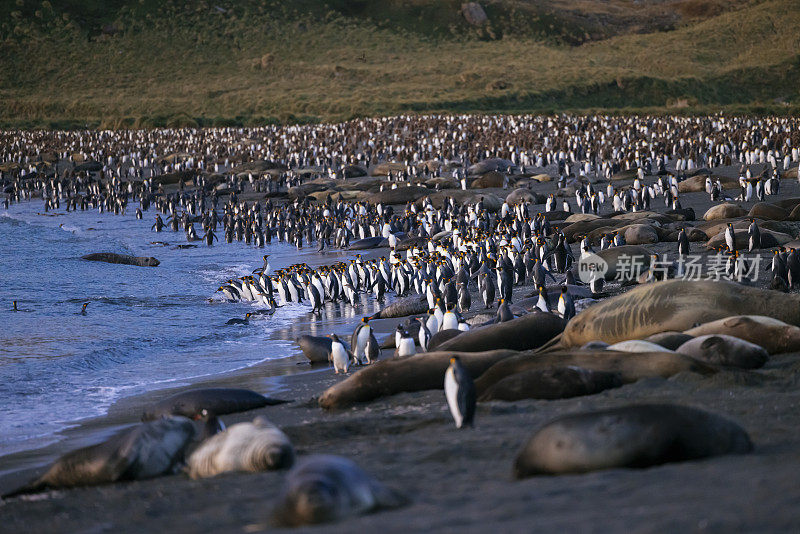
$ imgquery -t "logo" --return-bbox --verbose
[577,253,608,284]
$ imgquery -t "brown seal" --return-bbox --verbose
[561,280,800,347]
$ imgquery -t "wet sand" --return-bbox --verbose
[3,163,800,531]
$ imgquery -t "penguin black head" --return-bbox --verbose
[361,317,369,324]
[245,312,252,318]
[81,302,89,311]
[449,356,461,365]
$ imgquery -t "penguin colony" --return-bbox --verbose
[5,114,800,526]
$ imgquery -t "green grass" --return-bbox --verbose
[0,0,799,129]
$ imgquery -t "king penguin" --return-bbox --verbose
[417,317,433,352]
[441,303,459,331]
[444,356,476,429]
[558,286,575,322]
[329,334,350,374]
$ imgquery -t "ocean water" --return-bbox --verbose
[0,202,345,457]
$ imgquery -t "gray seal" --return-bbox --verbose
[271,455,408,526]
[82,252,160,267]
[141,388,288,420]
[5,417,196,496]
[478,366,622,402]
[514,404,752,477]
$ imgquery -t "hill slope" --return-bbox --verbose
[0,0,798,128]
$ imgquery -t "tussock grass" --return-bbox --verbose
[0,0,798,128]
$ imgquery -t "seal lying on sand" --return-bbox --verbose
[142,388,288,420]
[319,350,516,410]
[271,455,408,527]
[683,315,800,354]
[297,335,333,363]
[369,295,428,319]
[186,417,294,479]
[675,335,768,369]
[561,280,800,347]
[433,311,564,353]
[82,252,160,267]
[474,349,716,396]
[478,366,622,402]
[5,417,197,496]
[514,404,752,477]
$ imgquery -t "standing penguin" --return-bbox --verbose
[535,284,551,313]
[394,329,416,358]
[351,317,379,365]
[425,308,439,337]
[444,356,476,429]
[725,223,736,252]
[557,286,575,322]
[748,219,761,252]
[457,282,471,313]
[307,283,323,315]
[329,334,350,374]
[417,317,433,352]
[479,272,495,309]
[677,228,690,257]
[441,303,459,331]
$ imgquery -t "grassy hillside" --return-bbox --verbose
[0,0,799,128]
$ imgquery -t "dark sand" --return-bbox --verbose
[3,164,800,531]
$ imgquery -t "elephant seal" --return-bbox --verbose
[703,203,747,221]
[82,252,160,267]
[561,280,800,347]
[675,335,768,369]
[623,224,659,245]
[297,335,333,363]
[348,236,386,250]
[434,312,564,353]
[271,455,408,527]
[142,388,288,421]
[478,366,622,402]
[748,202,788,221]
[426,329,462,351]
[319,350,517,409]
[577,245,651,281]
[513,404,752,477]
[474,349,716,396]
[369,295,428,319]
[606,340,674,353]
[683,315,800,355]
[644,331,694,351]
[186,417,294,479]
[5,417,196,496]
[367,185,430,205]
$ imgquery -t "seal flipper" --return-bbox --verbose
[368,481,410,510]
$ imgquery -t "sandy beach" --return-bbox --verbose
[3,160,800,532]
[3,350,800,533]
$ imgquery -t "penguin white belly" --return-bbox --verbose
[357,327,371,358]
[397,338,415,357]
[427,316,439,334]
[444,368,463,428]
[331,344,349,374]
[442,312,458,331]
